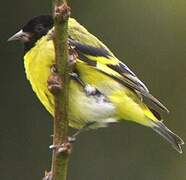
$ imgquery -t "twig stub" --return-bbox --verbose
[47,74,64,95]
[48,0,71,179]
[54,3,71,23]
[43,171,53,180]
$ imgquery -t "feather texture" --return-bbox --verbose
[8,15,183,153]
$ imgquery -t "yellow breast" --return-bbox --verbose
[24,36,117,129]
[24,33,156,129]
[24,36,55,114]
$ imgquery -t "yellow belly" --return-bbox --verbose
[24,36,156,129]
[23,37,118,129]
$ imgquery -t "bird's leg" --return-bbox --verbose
[70,72,85,87]
[50,122,96,144]
[49,63,98,96]
[69,122,96,142]
[70,72,98,96]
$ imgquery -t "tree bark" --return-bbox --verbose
[47,1,71,180]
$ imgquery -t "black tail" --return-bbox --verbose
[150,120,184,153]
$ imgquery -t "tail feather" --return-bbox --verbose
[150,120,184,153]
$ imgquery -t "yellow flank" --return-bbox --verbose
[77,63,157,127]
[23,18,158,129]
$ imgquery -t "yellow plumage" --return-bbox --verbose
[24,21,155,128]
[9,15,184,153]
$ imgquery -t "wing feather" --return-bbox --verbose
[68,39,169,113]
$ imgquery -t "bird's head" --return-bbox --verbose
[8,15,54,52]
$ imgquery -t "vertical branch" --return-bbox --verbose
[44,0,71,180]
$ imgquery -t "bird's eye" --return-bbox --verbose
[35,25,44,33]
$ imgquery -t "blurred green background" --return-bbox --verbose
[1,0,186,179]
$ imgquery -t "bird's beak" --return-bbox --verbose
[8,30,31,42]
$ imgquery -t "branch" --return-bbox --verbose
[44,1,71,180]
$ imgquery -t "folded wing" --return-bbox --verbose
[68,38,169,113]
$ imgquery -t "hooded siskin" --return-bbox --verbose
[8,15,184,153]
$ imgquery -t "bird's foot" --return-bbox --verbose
[70,72,98,95]
[47,73,63,94]
[69,122,96,140]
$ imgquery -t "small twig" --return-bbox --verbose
[43,1,71,180]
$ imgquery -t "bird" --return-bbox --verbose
[8,15,184,153]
